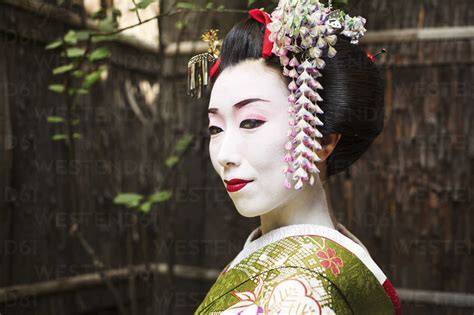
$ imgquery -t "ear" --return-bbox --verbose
[317,133,341,162]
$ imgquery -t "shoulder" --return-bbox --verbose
[195,228,400,314]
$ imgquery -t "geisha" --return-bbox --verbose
[188,1,401,314]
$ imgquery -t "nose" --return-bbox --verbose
[216,132,242,168]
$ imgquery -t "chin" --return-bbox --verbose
[234,204,265,218]
[234,203,274,218]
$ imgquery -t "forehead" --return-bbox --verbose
[209,59,288,108]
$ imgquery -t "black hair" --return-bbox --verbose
[216,18,385,178]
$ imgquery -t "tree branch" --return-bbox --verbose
[131,0,142,23]
[91,8,248,37]
[69,224,128,315]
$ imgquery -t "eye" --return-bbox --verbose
[208,126,222,136]
[240,119,266,129]
[208,119,266,136]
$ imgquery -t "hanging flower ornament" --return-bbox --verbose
[265,0,367,190]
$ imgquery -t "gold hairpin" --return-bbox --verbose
[202,29,221,58]
[187,29,221,99]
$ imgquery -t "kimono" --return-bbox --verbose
[195,224,401,314]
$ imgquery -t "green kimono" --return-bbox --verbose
[195,224,401,314]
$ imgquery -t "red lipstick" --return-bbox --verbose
[224,179,253,193]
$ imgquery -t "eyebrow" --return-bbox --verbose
[208,98,269,115]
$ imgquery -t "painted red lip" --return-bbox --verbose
[224,179,253,193]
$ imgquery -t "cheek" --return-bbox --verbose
[209,141,221,173]
[248,122,288,175]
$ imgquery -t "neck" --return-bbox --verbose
[259,176,336,235]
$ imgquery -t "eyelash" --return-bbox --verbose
[208,119,266,136]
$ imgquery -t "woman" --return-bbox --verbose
[190,1,401,314]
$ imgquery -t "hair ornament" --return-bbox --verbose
[187,29,221,99]
[367,48,387,62]
[264,0,367,190]
[248,9,274,58]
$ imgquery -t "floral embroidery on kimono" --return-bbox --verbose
[222,275,327,314]
[195,224,401,315]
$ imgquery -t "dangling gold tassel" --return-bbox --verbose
[187,29,221,99]
[187,53,214,98]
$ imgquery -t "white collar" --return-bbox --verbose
[243,226,262,247]
[228,223,387,285]
[244,223,369,250]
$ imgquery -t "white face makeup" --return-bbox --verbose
[208,59,301,217]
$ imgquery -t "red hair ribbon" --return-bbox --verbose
[210,58,220,79]
[210,9,273,80]
[249,8,273,58]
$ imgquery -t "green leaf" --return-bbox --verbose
[165,155,179,168]
[248,0,256,7]
[68,88,88,96]
[72,70,84,78]
[91,34,119,43]
[88,47,111,62]
[135,0,154,9]
[98,16,117,32]
[176,2,196,10]
[76,31,90,41]
[114,193,144,208]
[53,63,74,75]
[205,2,213,9]
[216,5,225,10]
[52,134,67,141]
[48,84,65,93]
[66,47,86,58]
[91,8,107,20]
[76,88,89,95]
[175,133,194,153]
[64,30,78,44]
[47,116,65,123]
[140,201,153,213]
[83,70,102,88]
[175,20,185,30]
[148,191,173,203]
[45,39,63,50]
[112,8,122,17]
[72,119,80,125]
[73,133,82,139]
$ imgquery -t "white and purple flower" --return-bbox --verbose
[266,0,367,190]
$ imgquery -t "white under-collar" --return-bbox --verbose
[228,223,387,285]
[244,223,369,250]
[243,226,262,247]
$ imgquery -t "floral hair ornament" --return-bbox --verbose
[264,0,369,190]
[187,29,221,99]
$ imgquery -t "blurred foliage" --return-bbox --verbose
[45,20,116,143]
[114,133,194,213]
